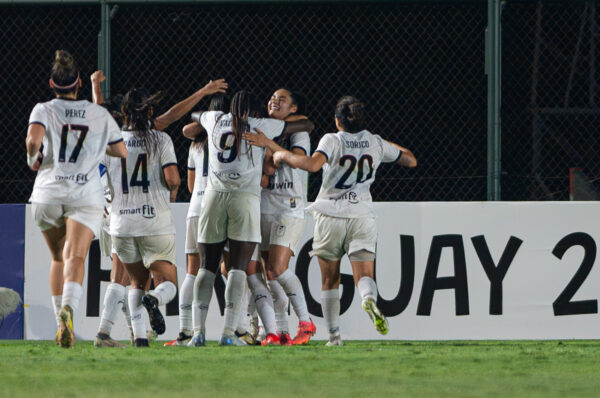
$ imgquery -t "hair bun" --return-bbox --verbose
[54,50,74,70]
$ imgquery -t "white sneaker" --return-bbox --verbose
[325,335,343,346]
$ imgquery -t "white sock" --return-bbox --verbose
[179,273,195,334]
[62,281,82,312]
[247,287,256,315]
[192,269,215,335]
[51,295,62,327]
[321,289,340,338]
[98,283,125,335]
[268,280,289,334]
[121,290,133,336]
[128,289,146,340]
[357,276,378,302]
[277,269,310,322]
[150,281,177,306]
[247,274,276,335]
[222,269,247,336]
[236,282,250,334]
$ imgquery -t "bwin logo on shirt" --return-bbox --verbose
[142,205,156,219]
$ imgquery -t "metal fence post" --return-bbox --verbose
[98,0,111,98]
[487,0,502,200]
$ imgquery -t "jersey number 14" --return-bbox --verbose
[120,154,149,193]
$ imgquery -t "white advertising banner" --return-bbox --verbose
[23,202,600,341]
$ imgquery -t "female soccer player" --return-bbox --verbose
[242,88,316,345]
[104,79,227,347]
[164,94,230,346]
[267,96,417,346]
[26,50,127,348]
[189,90,314,346]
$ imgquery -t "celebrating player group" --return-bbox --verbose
[26,50,417,349]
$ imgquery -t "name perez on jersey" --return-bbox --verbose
[344,140,369,149]
[64,109,86,118]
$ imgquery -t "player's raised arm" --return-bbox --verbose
[153,79,228,131]
[91,70,106,105]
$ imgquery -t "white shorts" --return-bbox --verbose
[31,203,103,237]
[197,190,261,244]
[185,217,200,254]
[99,228,112,258]
[112,234,176,268]
[309,213,377,261]
[260,213,306,256]
[223,241,261,262]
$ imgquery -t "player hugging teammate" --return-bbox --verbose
[28,51,416,348]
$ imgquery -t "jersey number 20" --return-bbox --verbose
[335,154,374,189]
[121,154,149,193]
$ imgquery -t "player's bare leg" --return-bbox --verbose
[58,218,94,348]
[41,224,65,344]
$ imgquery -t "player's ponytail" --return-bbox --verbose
[230,90,254,162]
[50,50,80,96]
[335,96,366,133]
[121,87,162,155]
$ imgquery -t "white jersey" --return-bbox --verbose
[307,130,402,218]
[187,143,209,218]
[28,98,122,206]
[105,129,178,237]
[261,132,310,219]
[200,111,285,196]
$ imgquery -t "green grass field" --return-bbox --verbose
[1,340,600,398]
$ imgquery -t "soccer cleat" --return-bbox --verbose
[325,335,343,346]
[278,332,292,346]
[164,332,193,347]
[187,332,206,347]
[260,333,281,346]
[142,294,165,335]
[257,325,266,343]
[292,319,316,345]
[362,298,388,335]
[218,334,245,346]
[53,329,61,346]
[133,338,150,347]
[235,330,259,346]
[94,332,125,348]
[57,305,75,348]
[249,316,259,339]
[147,330,158,341]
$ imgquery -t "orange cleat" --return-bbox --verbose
[292,319,316,345]
[278,332,292,346]
[261,333,281,346]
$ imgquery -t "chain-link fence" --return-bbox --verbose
[2,1,598,203]
[503,1,600,200]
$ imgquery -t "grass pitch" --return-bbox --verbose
[1,340,600,398]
